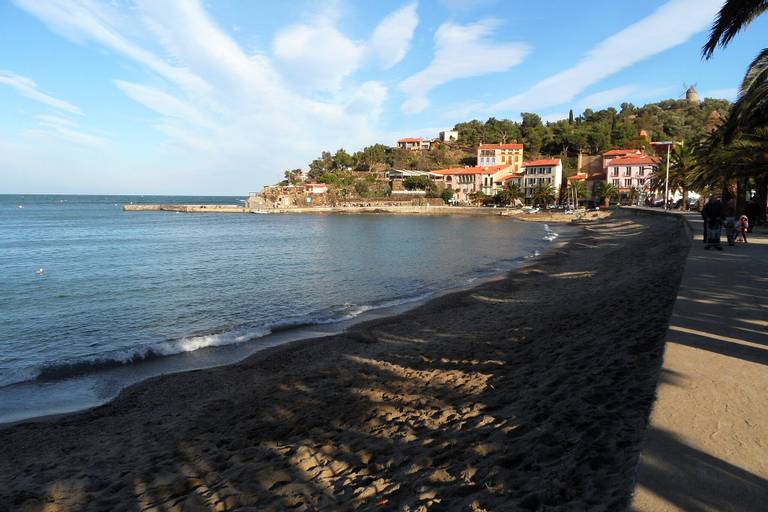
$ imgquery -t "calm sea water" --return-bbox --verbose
[0,194,566,423]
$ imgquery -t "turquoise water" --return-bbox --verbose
[0,194,564,422]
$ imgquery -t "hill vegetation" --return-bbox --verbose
[294,97,731,189]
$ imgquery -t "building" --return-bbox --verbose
[433,164,513,203]
[496,170,525,190]
[439,130,459,142]
[397,137,431,151]
[304,183,328,195]
[602,148,643,169]
[522,159,563,202]
[605,154,660,202]
[386,169,445,191]
[477,143,524,170]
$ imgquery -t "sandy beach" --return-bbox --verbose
[0,211,690,511]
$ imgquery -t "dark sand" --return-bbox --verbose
[0,211,690,511]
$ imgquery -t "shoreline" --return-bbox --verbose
[0,221,576,426]
[0,211,690,510]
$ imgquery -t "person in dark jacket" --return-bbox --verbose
[744,196,761,233]
[702,195,726,250]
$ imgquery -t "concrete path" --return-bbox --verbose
[632,213,768,511]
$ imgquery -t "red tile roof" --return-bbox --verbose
[398,137,422,143]
[567,173,588,182]
[479,143,523,150]
[522,159,561,167]
[433,165,508,176]
[603,148,642,156]
[607,155,660,166]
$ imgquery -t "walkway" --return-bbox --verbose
[632,213,768,511]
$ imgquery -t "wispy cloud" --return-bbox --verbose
[399,19,530,114]
[491,0,722,113]
[11,0,408,190]
[0,70,82,114]
[369,2,419,69]
[25,114,107,146]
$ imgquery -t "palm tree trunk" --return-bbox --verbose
[682,187,689,211]
[756,174,767,222]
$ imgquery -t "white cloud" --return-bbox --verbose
[578,86,639,109]
[369,2,419,69]
[399,19,530,114]
[492,0,723,113]
[273,22,365,92]
[0,70,82,114]
[11,0,392,192]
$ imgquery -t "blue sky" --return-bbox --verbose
[1,0,765,195]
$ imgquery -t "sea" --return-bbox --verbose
[0,194,567,423]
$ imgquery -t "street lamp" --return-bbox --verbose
[652,141,683,210]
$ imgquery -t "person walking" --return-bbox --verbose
[702,194,726,250]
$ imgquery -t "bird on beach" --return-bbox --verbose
[35,268,44,276]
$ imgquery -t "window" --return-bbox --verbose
[638,167,645,176]
[612,179,620,185]
[612,167,619,176]
[624,167,632,176]
[624,179,632,187]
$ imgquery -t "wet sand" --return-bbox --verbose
[0,211,690,511]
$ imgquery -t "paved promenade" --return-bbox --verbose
[632,213,768,511]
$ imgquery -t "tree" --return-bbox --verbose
[571,180,587,208]
[440,188,455,204]
[568,109,574,125]
[703,1,768,141]
[532,183,554,207]
[403,175,432,190]
[468,190,487,205]
[507,182,523,204]
[595,182,617,207]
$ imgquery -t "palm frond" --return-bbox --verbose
[703,0,768,59]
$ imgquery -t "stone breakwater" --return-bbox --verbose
[123,204,247,213]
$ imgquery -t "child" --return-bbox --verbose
[737,214,749,243]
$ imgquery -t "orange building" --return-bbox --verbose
[477,143,523,170]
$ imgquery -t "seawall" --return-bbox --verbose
[123,204,247,213]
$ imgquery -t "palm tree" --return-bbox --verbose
[703,1,768,141]
[595,182,617,207]
[571,180,587,208]
[650,144,697,210]
[507,182,523,205]
[533,183,554,207]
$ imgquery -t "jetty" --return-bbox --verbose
[122,204,247,213]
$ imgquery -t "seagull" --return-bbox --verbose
[35,268,44,276]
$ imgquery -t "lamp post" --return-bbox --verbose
[652,141,683,210]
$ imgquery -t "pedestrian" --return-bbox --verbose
[737,214,749,243]
[702,194,726,250]
[744,195,760,233]
[700,201,708,244]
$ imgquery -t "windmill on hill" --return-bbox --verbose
[681,82,699,104]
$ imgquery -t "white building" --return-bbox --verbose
[397,137,431,151]
[522,159,563,201]
[439,130,459,142]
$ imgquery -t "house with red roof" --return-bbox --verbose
[477,143,524,170]
[602,148,643,169]
[606,154,660,201]
[397,137,431,151]
[522,158,563,202]
[433,164,513,204]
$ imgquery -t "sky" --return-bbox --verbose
[1,0,766,195]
